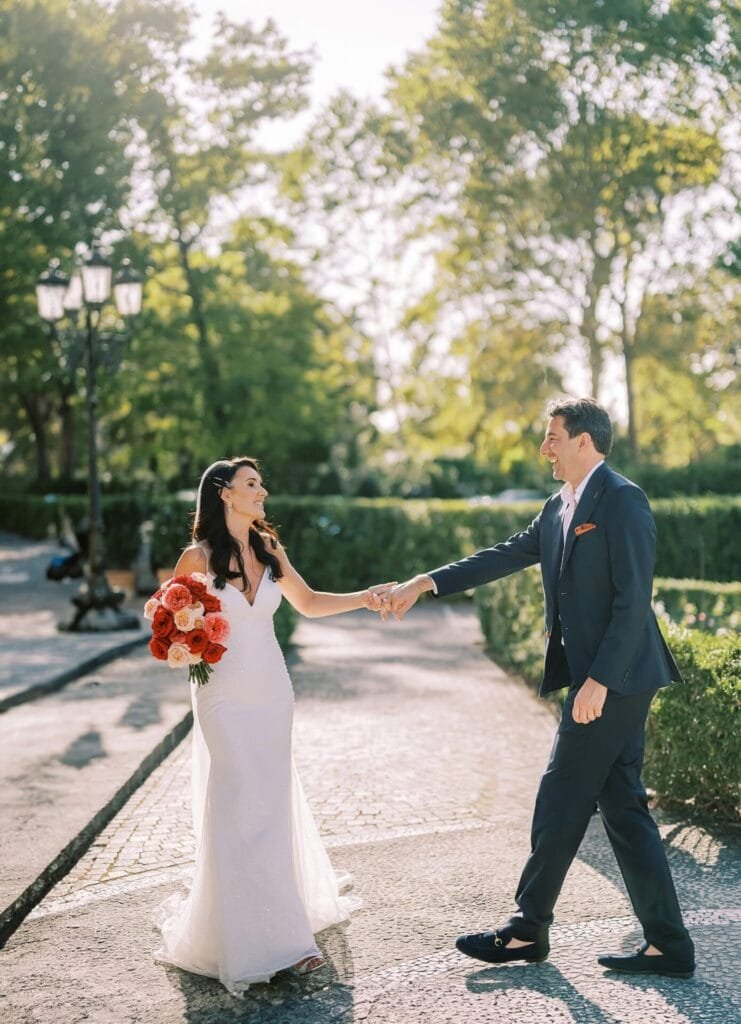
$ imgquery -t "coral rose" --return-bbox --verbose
[152,606,175,639]
[161,583,192,612]
[149,637,169,661]
[202,642,226,664]
[167,643,191,668]
[203,612,230,645]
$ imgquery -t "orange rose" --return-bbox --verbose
[202,642,226,664]
[188,580,208,601]
[187,629,208,655]
[201,593,221,613]
[149,637,169,661]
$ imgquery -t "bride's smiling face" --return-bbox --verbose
[222,466,268,521]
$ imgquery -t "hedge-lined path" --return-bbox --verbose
[0,532,147,709]
[2,598,740,1024]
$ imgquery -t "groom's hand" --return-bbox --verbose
[572,676,608,725]
[386,575,434,620]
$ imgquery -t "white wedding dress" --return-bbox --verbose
[154,551,358,995]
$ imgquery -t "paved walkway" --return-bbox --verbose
[0,532,146,707]
[1,572,739,1024]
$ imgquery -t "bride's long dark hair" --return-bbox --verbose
[192,456,283,593]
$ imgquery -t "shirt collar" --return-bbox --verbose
[560,460,605,506]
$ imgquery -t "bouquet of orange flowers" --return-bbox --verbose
[144,573,230,686]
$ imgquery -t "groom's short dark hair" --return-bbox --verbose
[547,397,613,457]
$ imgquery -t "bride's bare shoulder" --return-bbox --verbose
[175,544,209,575]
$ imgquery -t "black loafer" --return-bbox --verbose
[598,942,695,978]
[456,926,549,965]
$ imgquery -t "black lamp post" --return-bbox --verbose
[36,246,143,632]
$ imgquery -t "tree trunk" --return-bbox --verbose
[582,243,613,399]
[173,217,227,433]
[20,393,53,484]
[619,251,639,462]
[623,337,638,461]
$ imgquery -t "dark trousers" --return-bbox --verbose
[511,686,693,957]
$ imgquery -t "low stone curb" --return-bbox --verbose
[0,709,193,948]
[0,632,148,714]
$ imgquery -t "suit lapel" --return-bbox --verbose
[551,507,564,584]
[559,463,609,576]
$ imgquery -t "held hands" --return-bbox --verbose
[362,582,397,613]
[380,575,434,621]
[572,676,608,725]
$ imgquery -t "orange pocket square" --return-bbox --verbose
[575,522,597,536]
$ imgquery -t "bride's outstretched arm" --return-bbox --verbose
[274,543,394,618]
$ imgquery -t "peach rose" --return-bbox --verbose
[167,643,191,669]
[173,602,204,632]
[143,597,161,620]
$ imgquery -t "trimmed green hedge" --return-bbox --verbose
[149,494,741,586]
[649,497,741,582]
[474,573,740,821]
[274,600,298,650]
[0,493,151,568]
[653,579,740,635]
[475,571,741,685]
[474,566,545,687]
[2,492,740,581]
[151,496,478,591]
[644,628,740,821]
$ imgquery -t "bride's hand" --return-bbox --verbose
[363,582,397,618]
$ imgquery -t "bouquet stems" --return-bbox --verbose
[188,662,214,687]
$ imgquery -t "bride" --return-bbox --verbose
[154,456,392,995]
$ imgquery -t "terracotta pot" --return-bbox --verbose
[106,569,136,594]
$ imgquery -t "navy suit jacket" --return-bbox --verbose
[429,463,682,697]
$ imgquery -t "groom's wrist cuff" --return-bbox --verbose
[426,574,439,596]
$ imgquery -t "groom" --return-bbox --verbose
[385,397,695,977]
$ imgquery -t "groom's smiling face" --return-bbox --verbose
[540,416,584,484]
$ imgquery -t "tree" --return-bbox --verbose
[385,0,738,458]
[132,14,313,436]
[98,222,378,493]
[0,0,188,482]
